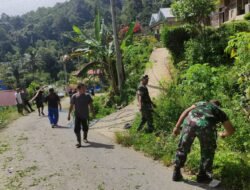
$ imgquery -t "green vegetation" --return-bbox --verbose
[0,142,9,154]
[92,95,116,119]
[92,36,156,117]
[171,0,216,30]
[5,165,38,190]
[161,25,197,63]
[244,12,250,20]
[1,1,249,189]
[117,15,250,190]
[119,36,156,105]
[0,107,19,129]
[0,0,168,89]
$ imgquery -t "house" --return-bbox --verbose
[71,62,103,78]
[149,8,177,28]
[211,0,250,26]
[149,13,159,27]
[158,8,176,25]
[149,8,179,40]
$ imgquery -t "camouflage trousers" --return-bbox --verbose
[137,107,154,132]
[175,125,217,173]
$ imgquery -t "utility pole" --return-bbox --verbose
[62,54,69,85]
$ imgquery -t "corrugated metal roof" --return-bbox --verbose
[149,13,159,26]
[0,90,16,106]
[152,13,159,21]
[159,8,174,18]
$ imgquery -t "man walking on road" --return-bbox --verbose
[15,88,30,115]
[172,100,235,182]
[45,88,61,128]
[30,87,45,116]
[21,88,35,112]
[68,83,94,148]
[137,75,155,133]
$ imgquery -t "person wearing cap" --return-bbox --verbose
[137,75,155,133]
[45,88,61,128]
[68,83,95,148]
[172,100,235,183]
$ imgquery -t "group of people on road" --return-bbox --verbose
[14,75,236,184]
[15,86,62,128]
[15,88,35,115]
[15,84,94,146]
[137,75,235,184]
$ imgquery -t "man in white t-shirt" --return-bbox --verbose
[15,88,30,114]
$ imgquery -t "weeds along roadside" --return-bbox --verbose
[115,25,250,189]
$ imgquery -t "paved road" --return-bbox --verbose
[0,109,209,190]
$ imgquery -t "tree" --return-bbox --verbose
[110,0,125,92]
[5,53,27,87]
[171,0,216,32]
[70,14,120,94]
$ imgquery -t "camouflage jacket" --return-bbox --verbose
[182,101,228,129]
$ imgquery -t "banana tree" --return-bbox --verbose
[69,12,119,94]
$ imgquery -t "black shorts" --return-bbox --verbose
[36,102,43,108]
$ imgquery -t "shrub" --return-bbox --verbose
[219,20,250,38]
[161,25,197,63]
[0,106,19,129]
[92,95,115,119]
[120,37,154,105]
[27,81,40,96]
[115,131,134,147]
[183,21,250,66]
[244,13,250,21]
[184,39,205,65]
[153,84,184,132]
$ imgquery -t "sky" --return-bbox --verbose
[0,0,69,16]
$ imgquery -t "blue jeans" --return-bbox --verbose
[48,107,59,125]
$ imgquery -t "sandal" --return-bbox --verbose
[75,144,81,148]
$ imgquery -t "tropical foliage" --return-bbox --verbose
[117,7,250,190]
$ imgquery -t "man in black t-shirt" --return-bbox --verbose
[68,83,94,148]
[21,88,35,112]
[45,88,61,128]
[31,87,45,116]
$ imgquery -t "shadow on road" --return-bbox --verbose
[53,125,72,129]
[183,179,224,190]
[83,141,114,149]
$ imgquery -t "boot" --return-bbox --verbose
[172,167,183,181]
[196,171,212,183]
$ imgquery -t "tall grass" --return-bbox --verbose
[0,106,19,129]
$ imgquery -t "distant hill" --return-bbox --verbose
[0,0,171,61]
[0,0,125,61]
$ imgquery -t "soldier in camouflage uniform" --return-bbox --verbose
[137,75,155,133]
[172,100,235,182]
